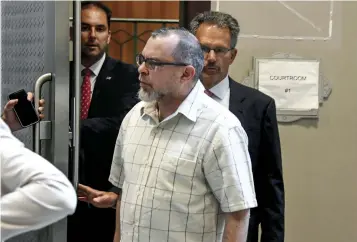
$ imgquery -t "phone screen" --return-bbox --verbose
[8,89,40,127]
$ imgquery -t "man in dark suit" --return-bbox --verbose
[67,2,139,241]
[190,11,285,242]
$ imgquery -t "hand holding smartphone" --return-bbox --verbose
[8,89,40,128]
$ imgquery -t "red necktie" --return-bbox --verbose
[81,68,92,119]
[204,89,214,97]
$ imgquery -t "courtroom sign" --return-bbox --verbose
[255,58,320,112]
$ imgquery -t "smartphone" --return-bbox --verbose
[8,89,40,127]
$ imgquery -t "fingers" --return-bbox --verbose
[77,184,97,195]
[27,92,34,102]
[92,192,118,208]
[77,189,87,197]
[93,194,107,203]
[93,196,114,208]
[39,99,45,107]
[38,107,44,117]
[27,92,45,107]
[77,183,90,191]
[4,99,18,111]
[78,192,117,208]
[38,100,45,119]
[93,192,117,203]
[6,92,45,120]
[78,196,89,202]
[37,105,45,120]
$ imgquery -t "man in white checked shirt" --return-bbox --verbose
[109,27,257,242]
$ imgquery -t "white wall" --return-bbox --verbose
[213,1,357,242]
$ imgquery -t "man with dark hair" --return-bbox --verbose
[81,1,112,28]
[67,1,139,241]
[190,11,285,242]
[110,27,257,242]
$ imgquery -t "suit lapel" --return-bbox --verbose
[229,77,246,128]
[92,56,116,100]
[88,56,116,117]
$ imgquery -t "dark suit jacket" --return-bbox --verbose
[69,56,140,192]
[229,78,284,242]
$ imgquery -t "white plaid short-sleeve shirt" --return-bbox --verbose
[109,81,257,242]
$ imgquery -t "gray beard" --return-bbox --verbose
[138,88,161,102]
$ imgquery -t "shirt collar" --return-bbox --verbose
[81,53,106,76]
[141,81,205,123]
[208,74,229,100]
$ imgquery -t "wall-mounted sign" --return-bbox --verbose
[240,53,332,123]
[256,58,320,112]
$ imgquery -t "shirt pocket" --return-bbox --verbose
[156,154,199,193]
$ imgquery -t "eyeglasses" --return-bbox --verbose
[200,44,233,56]
[136,53,188,70]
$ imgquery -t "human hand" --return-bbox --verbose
[2,92,45,132]
[77,184,118,208]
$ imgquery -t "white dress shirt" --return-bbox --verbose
[0,119,77,241]
[80,52,106,97]
[204,75,230,108]
[109,81,257,242]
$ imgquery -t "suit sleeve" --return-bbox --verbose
[79,67,139,191]
[81,72,139,138]
[260,99,285,242]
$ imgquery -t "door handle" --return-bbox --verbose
[33,73,52,154]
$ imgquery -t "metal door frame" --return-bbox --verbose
[44,1,70,241]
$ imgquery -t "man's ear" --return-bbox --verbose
[181,65,196,83]
[107,30,111,44]
[229,48,238,65]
